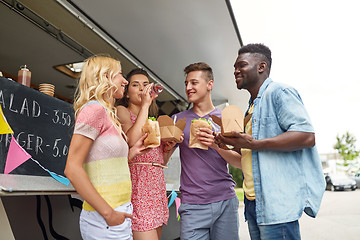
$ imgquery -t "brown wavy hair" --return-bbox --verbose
[184,62,214,82]
[116,68,159,117]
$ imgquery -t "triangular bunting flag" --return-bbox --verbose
[46,169,70,186]
[168,190,178,208]
[175,197,181,220]
[0,105,13,134]
[4,136,31,174]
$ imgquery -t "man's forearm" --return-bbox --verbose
[216,147,242,169]
[252,131,315,151]
[163,147,177,165]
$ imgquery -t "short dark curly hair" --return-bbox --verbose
[238,43,272,71]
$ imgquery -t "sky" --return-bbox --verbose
[231,0,360,154]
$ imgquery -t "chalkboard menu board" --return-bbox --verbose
[0,77,74,177]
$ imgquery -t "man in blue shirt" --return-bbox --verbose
[217,43,325,240]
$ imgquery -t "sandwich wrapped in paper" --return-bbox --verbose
[189,118,212,150]
[209,105,244,137]
[158,115,186,143]
[142,117,161,148]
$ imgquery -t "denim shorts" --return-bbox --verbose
[244,197,301,240]
[178,197,239,240]
[79,201,133,240]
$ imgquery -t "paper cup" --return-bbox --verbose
[40,90,54,96]
[39,83,55,96]
[39,83,55,89]
[39,87,54,91]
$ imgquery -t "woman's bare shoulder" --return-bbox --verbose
[116,105,131,121]
[116,105,129,115]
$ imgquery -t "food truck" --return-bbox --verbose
[0,0,247,239]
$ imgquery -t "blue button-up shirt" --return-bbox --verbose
[250,78,325,225]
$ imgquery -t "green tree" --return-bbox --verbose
[333,131,360,171]
[229,165,243,187]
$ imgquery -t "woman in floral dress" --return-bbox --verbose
[116,68,175,240]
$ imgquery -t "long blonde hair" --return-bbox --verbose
[74,55,125,136]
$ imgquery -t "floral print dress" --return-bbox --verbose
[128,110,169,231]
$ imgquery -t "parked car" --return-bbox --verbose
[325,173,357,191]
[354,173,360,188]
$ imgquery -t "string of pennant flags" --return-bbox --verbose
[167,190,181,220]
[1,104,181,215]
[0,104,70,185]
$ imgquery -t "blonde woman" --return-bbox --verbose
[116,68,176,240]
[65,56,147,240]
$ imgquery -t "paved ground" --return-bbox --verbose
[238,189,360,240]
